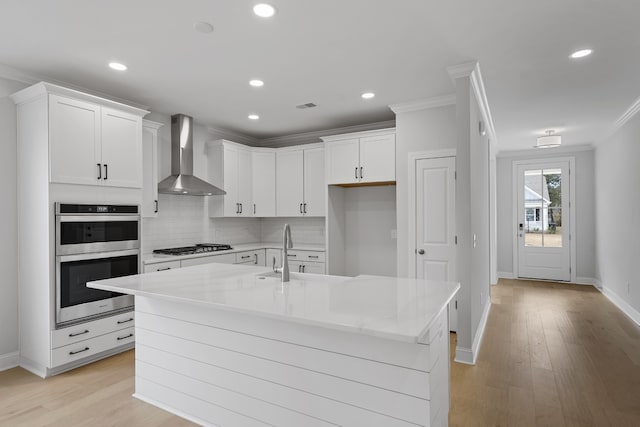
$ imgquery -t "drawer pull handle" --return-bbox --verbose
[308,255,319,259]
[288,254,297,257]
[69,347,90,355]
[157,267,171,271]
[117,333,134,341]
[68,330,89,338]
[241,255,251,259]
[117,318,134,324]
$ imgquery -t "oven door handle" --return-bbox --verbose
[57,249,140,263]
[57,215,140,222]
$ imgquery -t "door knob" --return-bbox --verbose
[418,249,425,255]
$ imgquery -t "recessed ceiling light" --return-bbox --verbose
[253,3,276,18]
[249,79,264,87]
[108,62,127,71]
[361,92,375,99]
[193,21,214,34]
[569,49,592,59]
[248,114,260,120]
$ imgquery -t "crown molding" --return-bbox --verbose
[389,94,456,114]
[257,120,396,148]
[206,125,258,146]
[608,95,640,141]
[447,61,497,142]
[142,119,164,130]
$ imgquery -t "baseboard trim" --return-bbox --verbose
[454,300,492,365]
[575,277,599,286]
[497,271,514,279]
[0,351,19,372]
[134,393,213,427]
[598,285,640,327]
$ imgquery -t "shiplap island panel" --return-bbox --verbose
[90,263,458,427]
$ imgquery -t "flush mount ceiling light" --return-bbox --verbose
[535,130,562,148]
[248,114,260,120]
[249,79,264,87]
[569,48,592,59]
[108,62,127,71]
[361,92,375,99]
[193,21,214,34]
[253,3,276,18]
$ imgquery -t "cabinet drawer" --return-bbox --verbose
[144,260,181,273]
[51,311,135,349]
[235,250,266,266]
[286,250,325,262]
[51,327,135,367]
[181,253,236,267]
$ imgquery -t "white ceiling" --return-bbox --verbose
[1,0,638,150]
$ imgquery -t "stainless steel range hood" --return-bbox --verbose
[158,114,225,196]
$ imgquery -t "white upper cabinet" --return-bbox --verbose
[322,129,396,185]
[48,94,144,188]
[251,150,276,217]
[303,147,326,216]
[49,95,101,186]
[141,120,163,218]
[325,138,359,185]
[100,107,143,188]
[276,145,325,217]
[276,149,304,216]
[209,141,253,217]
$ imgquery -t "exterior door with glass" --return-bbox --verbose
[516,160,571,281]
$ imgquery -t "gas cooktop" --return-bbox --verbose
[153,243,233,256]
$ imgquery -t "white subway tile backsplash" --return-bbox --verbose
[142,195,325,254]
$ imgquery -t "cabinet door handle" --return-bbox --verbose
[103,164,108,180]
[97,163,102,180]
[360,166,363,179]
[303,265,306,273]
[298,265,302,272]
[154,200,158,213]
[69,329,89,338]
[254,254,258,264]
[117,333,134,341]
[69,347,90,355]
[300,203,303,213]
[239,203,243,214]
[355,167,358,179]
[236,203,240,214]
[117,318,134,325]
[303,203,307,214]
[254,204,256,215]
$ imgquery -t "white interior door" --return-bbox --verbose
[416,156,457,332]
[516,161,570,281]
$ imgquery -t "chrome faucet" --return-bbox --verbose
[273,224,294,282]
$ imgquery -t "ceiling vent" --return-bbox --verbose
[296,102,317,109]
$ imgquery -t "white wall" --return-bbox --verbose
[260,217,325,246]
[495,148,596,280]
[594,114,640,317]
[343,186,397,277]
[395,105,456,277]
[0,76,28,362]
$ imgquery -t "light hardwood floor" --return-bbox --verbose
[1,279,639,426]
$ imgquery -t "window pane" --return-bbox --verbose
[542,169,562,248]
[524,169,543,247]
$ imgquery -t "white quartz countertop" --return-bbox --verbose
[90,263,459,343]
[143,243,325,265]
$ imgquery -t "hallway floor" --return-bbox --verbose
[449,279,640,427]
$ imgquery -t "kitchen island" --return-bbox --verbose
[90,263,459,427]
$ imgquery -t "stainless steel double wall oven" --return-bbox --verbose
[55,203,139,327]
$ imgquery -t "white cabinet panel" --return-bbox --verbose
[51,327,134,368]
[223,146,240,216]
[359,134,395,183]
[49,95,101,186]
[252,151,276,217]
[100,107,142,188]
[326,139,359,185]
[142,121,162,217]
[235,250,266,266]
[303,147,326,216]
[276,150,304,216]
[144,260,181,273]
[237,148,253,217]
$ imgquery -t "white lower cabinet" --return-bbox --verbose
[235,250,266,266]
[290,261,326,274]
[180,253,236,268]
[144,260,181,273]
[50,311,135,368]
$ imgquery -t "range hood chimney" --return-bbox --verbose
[158,114,225,196]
